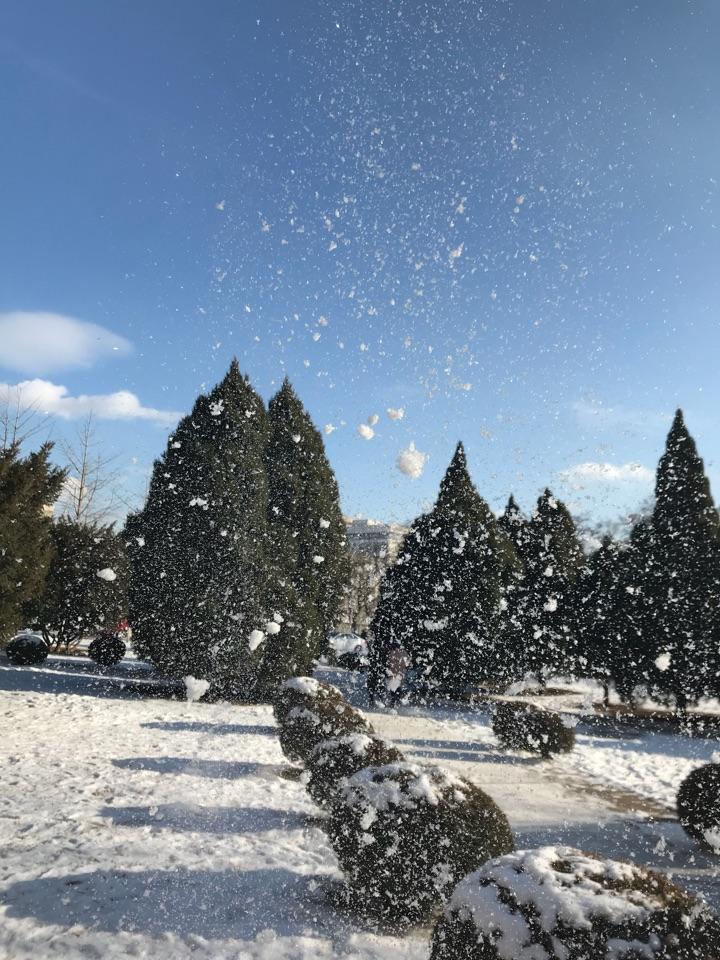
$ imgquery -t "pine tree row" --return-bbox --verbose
[369,410,720,712]
[124,361,349,700]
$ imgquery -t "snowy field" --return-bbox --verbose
[2,659,720,959]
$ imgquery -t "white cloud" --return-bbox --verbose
[396,442,428,479]
[0,379,180,426]
[0,312,132,375]
[558,461,654,488]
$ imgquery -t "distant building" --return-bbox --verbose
[344,517,408,561]
[338,517,409,634]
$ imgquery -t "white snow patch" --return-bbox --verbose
[183,676,210,702]
[357,423,375,440]
[386,407,405,420]
[247,629,265,652]
[96,568,117,582]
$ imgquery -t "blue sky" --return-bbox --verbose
[1,0,719,527]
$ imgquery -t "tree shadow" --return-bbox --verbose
[2,867,349,941]
[141,720,277,737]
[399,737,543,766]
[101,803,308,834]
[0,663,180,701]
[112,756,280,779]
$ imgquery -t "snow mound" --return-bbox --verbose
[431,846,720,960]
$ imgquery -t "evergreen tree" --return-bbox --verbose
[258,378,350,690]
[572,536,629,704]
[518,489,584,682]
[125,361,271,696]
[631,410,720,710]
[370,443,514,698]
[29,518,128,652]
[495,495,534,684]
[0,443,65,641]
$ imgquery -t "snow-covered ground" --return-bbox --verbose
[2,659,719,959]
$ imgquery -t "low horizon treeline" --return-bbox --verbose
[2,362,719,712]
[369,408,720,711]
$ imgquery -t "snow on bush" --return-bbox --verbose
[95,568,117,581]
[247,629,265,651]
[430,846,720,960]
[327,762,514,924]
[5,633,49,666]
[273,675,344,725]
[88,632,126,667]
[184,675,210,703]
[278,698,374,765]
[677,763,720,853]
[305,733,405,809]
[492,701,574,758]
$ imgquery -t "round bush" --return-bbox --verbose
[5,633,49,666]
[273,676,344,725]
[430,845,720,960]
[305,734,405,809]
[88,632,126,667]
[677,763,720,852]
[327,762,514,924]
[492,701,574,758]
[278,697,374,764]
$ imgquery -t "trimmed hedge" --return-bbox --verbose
[305,734,404,809]
[492,701,574,758]
[278,697,374,764]
[677,763,720,852]
[5,634,49,666]
[327,762,514,924]
[430,846,720,959]
[88,632,126,667]
[273,676,344,726]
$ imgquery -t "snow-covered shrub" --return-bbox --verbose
[429,846,720,959]
[273,675,344,725]
[278,697,374,764]
[677,763,720,852]
[327,762,514,924]
[88,631,126,667]
[492,701,574,758]
[305,733,404,808]
[5,633,49,666]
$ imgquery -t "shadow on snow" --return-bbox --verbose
[141,720,277,737]
[112,756,280,779]
[101,802,308,834]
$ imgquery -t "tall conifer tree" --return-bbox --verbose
[519,489,584,682]
[125,361,270,696]
[632,410,720,709]
[370,443,514,697]
[258,378,350,690]
[0,443,65,640]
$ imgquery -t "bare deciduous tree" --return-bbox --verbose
[56,414,122,525]
[0,384,51,453]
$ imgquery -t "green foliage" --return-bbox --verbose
[30,518,127,652]
[571,536,630,699]
[0,443,65,642]
[125,361,271,696]
[677,763,720,851]
[277,696,373,764]
[370,443,516,698]
[492,701,575,758]
[263,379,350,688]
[6,633,49,665]
[625,410,720,708]
[509,489,584,682]
[430,847,720,960]
[88,632,126,667]
[305,734,404,809]
[327,762,514,924]
[272,675,344,725]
